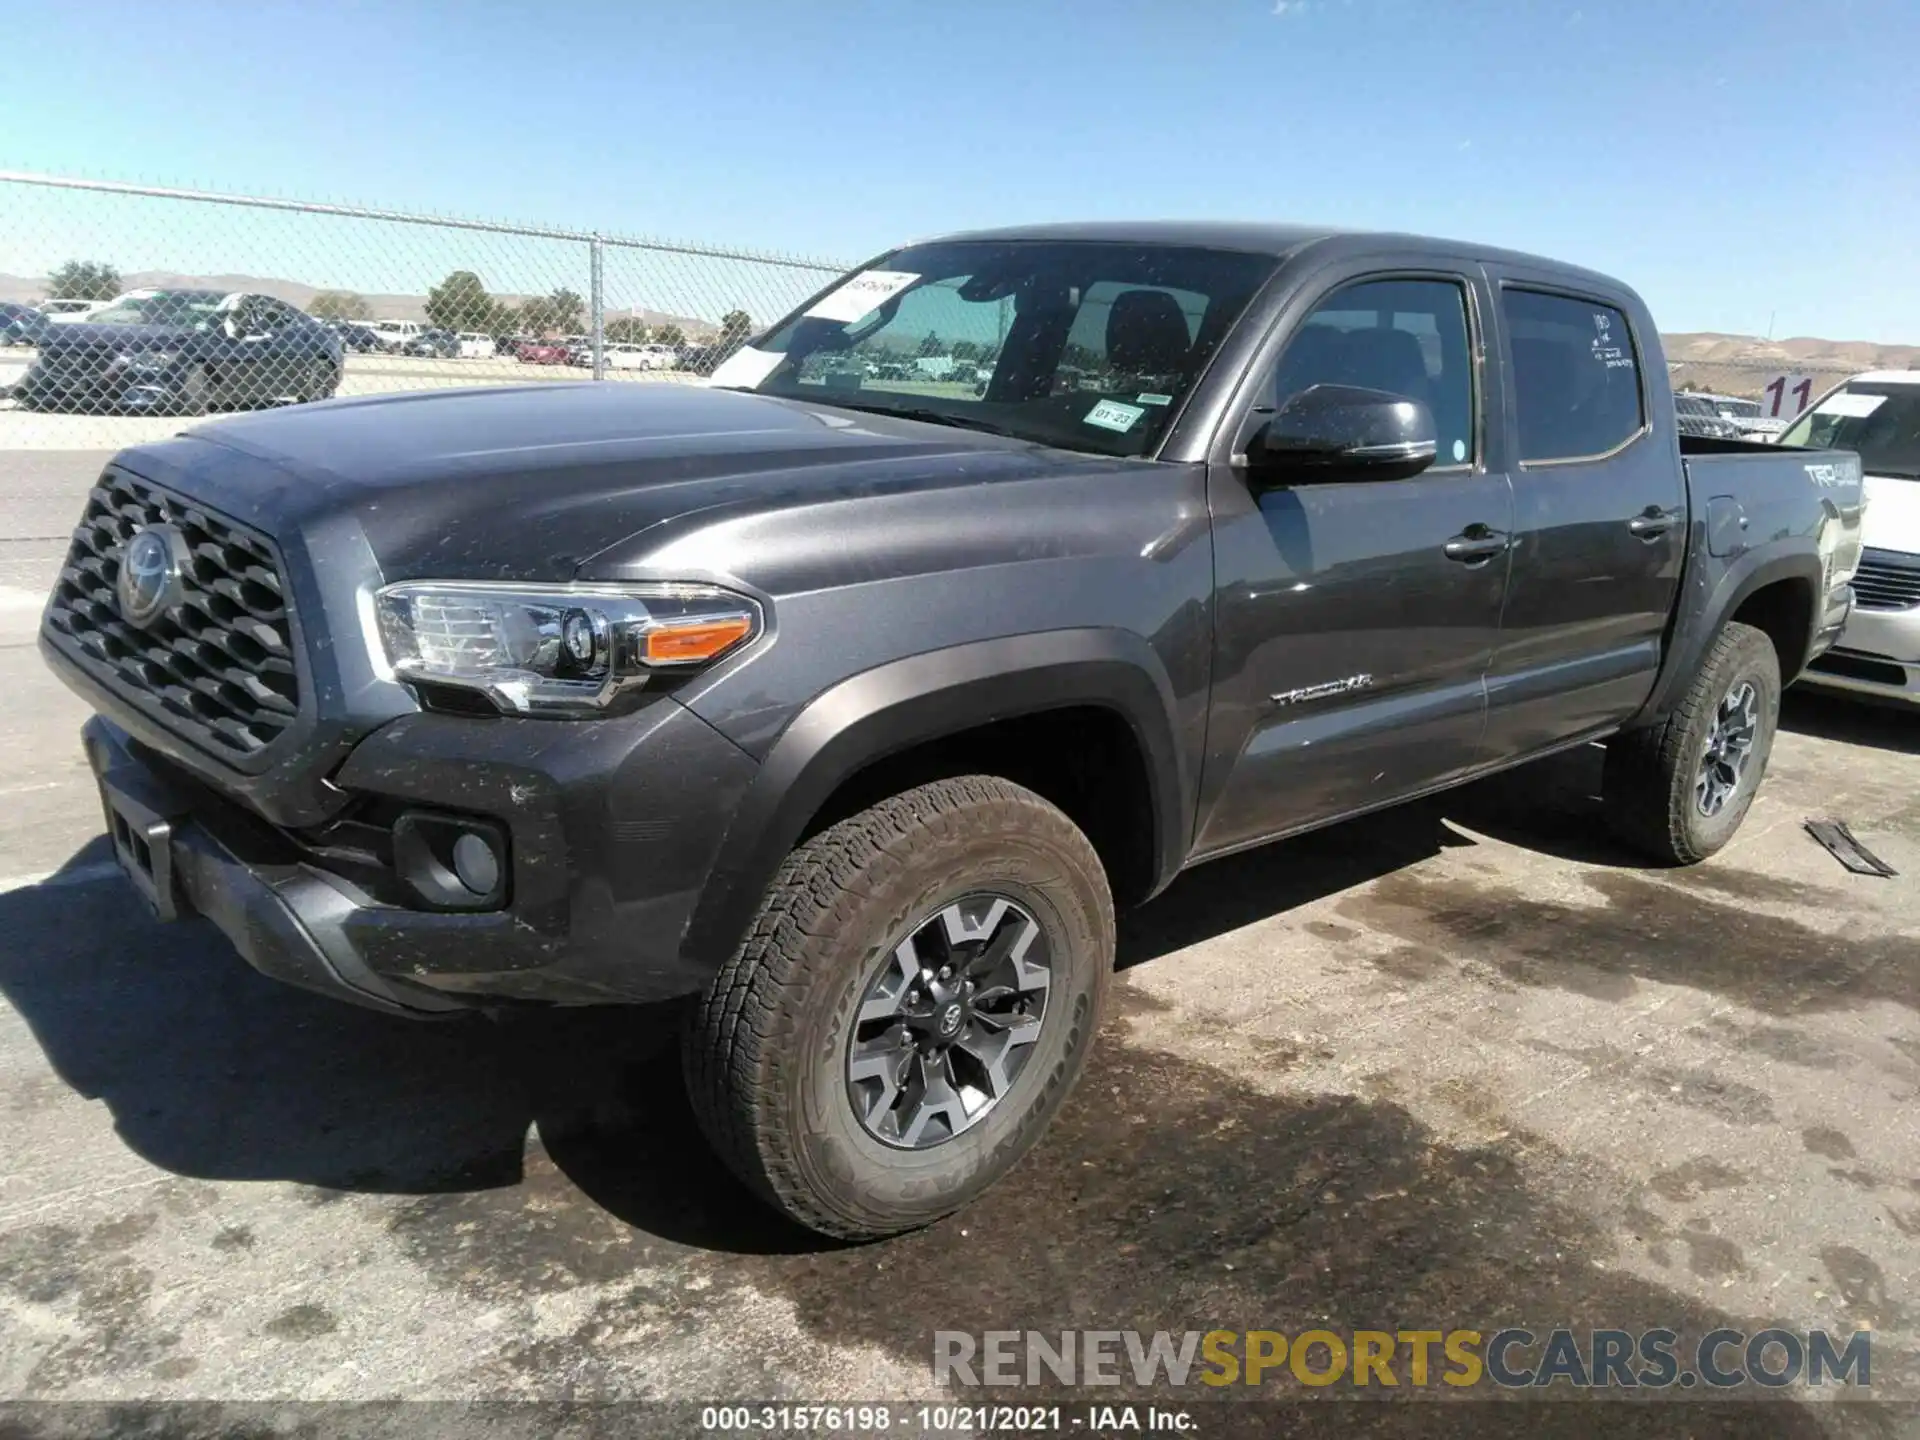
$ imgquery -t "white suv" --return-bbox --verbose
[364,320,421,352]
[1787,370,1920,706]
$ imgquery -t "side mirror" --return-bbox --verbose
[1245,384,1438,483]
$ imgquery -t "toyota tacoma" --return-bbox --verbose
[41,223,1864,1239]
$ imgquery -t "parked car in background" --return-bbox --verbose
[1697,392,1787,443]
[38,298,110,324]
[457,331,496,359]
[1785,371,1920,706]
[495,333,533,358]
[0,301,49,347]
[610,343,679,372]
[364,320,422,353]
[515,338,572,365]
[1674,392,1743,439]
[402,328,460,359]
[13,289,342,415]
[43,223,1862,1240]
[332,321,386,354]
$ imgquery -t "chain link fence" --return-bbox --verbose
[0,171,851,450]
[0,171,853,588]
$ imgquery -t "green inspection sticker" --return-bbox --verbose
[1136,392,1173,406]
[1084,399,1145,433]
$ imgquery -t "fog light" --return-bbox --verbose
[391,811,510,911]
[451,831,500,895]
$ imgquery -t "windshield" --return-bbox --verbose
[83,292,230,328]
[1780,384,1920,479]
[715,240,1280,458]
[1712,397,1760,419]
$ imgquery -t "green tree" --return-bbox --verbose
[717,309,753,355]
[651,322,685,347]
[519,288,585,336]
[606,316,651,344]
[307,290,371,321]
[46,260,122,302]
[425,270,497,332]
[950,339,982,361]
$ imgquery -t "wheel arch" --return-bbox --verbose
[1638,544,1823,726]
[683,629,1192,973]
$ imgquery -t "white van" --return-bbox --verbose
[1785,370,1920,706]
[365,320,422,352]
[456,331,496,359]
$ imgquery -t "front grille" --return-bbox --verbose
[1853,549,1920,612]
[45,470,302,757]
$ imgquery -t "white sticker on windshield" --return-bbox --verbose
[1136,392,1174,406]
[1815,392,1887,419]
[804,270,921,324]
[707,346,784,389]
[1084,400,1146,433]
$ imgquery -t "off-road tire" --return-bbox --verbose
[1603,621,1781,865]
[683,776,1114,1240]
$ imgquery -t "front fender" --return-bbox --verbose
[683,628,1190,973]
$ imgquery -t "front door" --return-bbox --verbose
[1195,273,1514,857]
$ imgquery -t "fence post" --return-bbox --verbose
[589,234,606,380]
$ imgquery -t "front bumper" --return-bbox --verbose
[79,698,760,1017]
[17,362,190,412]
[1801,598,1920,705]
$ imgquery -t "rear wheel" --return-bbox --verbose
[1603,621,1781,864]
[684,776,1114,1240]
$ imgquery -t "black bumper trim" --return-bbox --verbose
[85,716,468,1018]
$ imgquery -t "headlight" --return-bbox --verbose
[373,581,761,717]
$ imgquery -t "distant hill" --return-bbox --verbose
[1662,332,1918,399]
[0,271,718,338]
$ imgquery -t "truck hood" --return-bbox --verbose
[1862,473,1920,553]
[113,382,1094,583]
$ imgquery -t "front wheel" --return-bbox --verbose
[684,776,1114,1240]
[1603,621,1781,864]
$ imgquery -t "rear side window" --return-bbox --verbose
[1502,289,1644,462]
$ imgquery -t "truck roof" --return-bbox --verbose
[1846,370,1920,386]
[916,221,1630,294]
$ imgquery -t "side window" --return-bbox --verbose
[1501,289,1644,462]
[1267,278,1476,468]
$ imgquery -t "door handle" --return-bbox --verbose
[1443,525,1510,564]
[1628,506,1681,539]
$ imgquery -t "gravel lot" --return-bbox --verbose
[1,451,1918,1435]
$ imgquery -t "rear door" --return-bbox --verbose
[1481,277,1687,756]
[1195,263,1515,856]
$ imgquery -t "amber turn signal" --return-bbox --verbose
[643,615,755,665]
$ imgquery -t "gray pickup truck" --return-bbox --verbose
[41,222,1863,1239]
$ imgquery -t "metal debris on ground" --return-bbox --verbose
[1804,818,1898,878]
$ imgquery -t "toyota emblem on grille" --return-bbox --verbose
[117,527,183,628]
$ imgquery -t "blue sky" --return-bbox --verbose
[4,0,1917,339]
